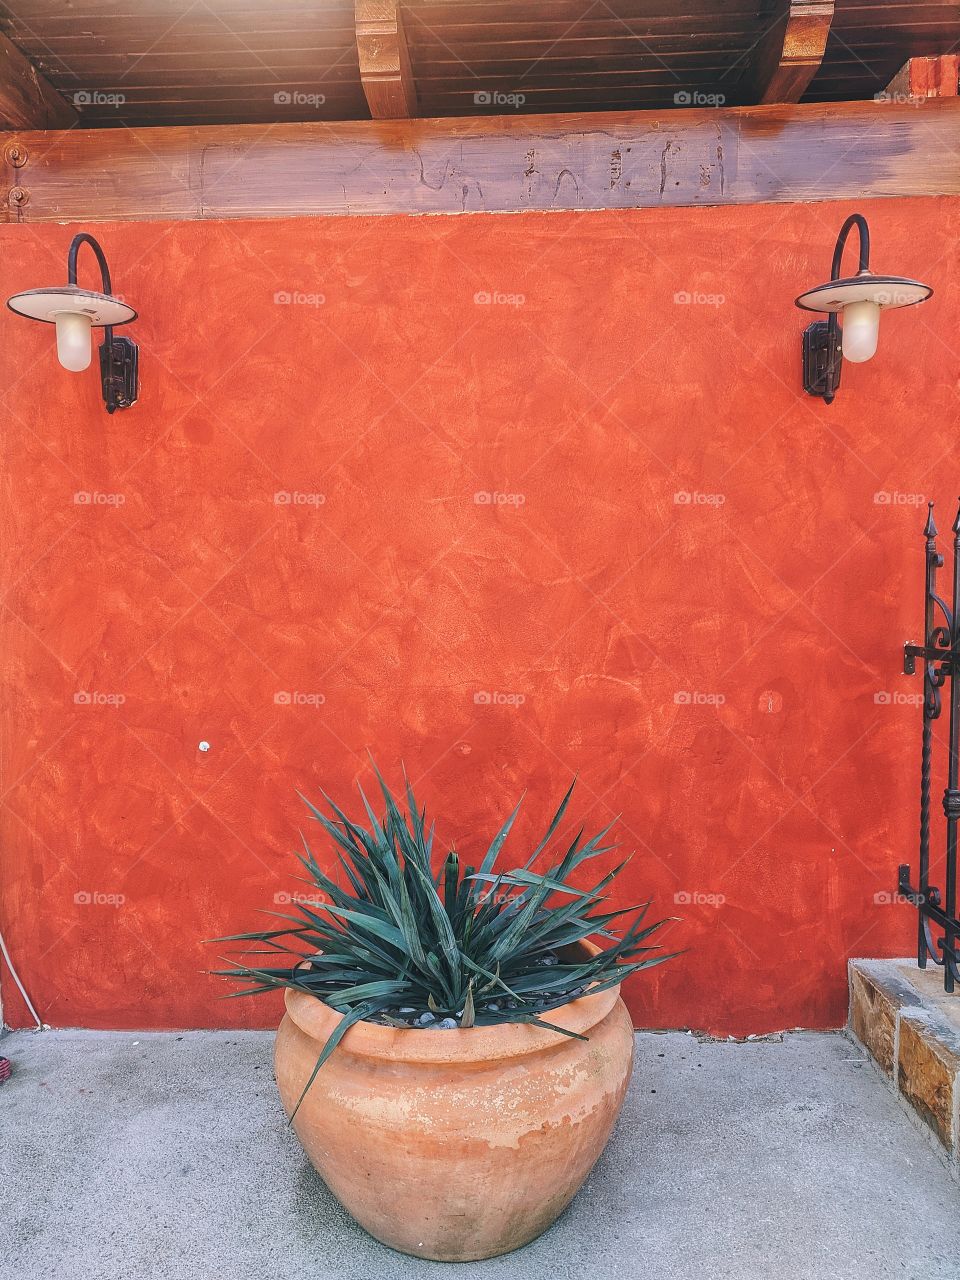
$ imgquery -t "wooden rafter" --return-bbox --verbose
[0,32,76,130]
[752,0,835,105]
[3,99,960,224]
[2,1,960,125]
[885,55,959,101]
[355,0,417,119]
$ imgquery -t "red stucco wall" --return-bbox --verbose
[0,197,954,1034]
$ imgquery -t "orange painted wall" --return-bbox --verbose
[0,197,955,1035]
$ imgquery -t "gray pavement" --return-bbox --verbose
[2,1027,957,1279]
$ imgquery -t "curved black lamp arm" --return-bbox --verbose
[67,232,112,294]
[830,213,870,280]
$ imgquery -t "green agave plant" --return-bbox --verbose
[211,765,677,1117]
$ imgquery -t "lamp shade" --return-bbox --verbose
[795,271,931,314]
[6,283,137,327]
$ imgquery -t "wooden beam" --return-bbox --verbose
[752,0,834,104]
[0,32,77,130]
[3,98,960,225]
[884,55,959,102]
[355,0,417,119]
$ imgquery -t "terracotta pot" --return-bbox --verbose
[273,951,634,1261]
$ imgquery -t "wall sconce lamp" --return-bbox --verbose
[794,213,932,405]
[6,232,138,414]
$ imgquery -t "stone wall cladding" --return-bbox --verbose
[848,958,960,1170]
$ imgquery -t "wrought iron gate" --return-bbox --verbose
[900,501,960,990]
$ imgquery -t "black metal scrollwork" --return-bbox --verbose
[900,501,960,989]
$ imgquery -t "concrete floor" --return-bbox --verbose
[1,1028,958,1280]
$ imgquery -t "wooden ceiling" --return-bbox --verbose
[0,0,957,128]
[807,0,960,102]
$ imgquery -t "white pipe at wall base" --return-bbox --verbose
[0,928,43,1030]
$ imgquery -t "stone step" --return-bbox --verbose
[849,958,960,1164]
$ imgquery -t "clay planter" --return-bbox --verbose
[274,955,634,1262]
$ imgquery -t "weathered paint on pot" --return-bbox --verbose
[274,979,635,1260]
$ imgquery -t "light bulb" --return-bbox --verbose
[841,299,881,363]
[54,310,93,372]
